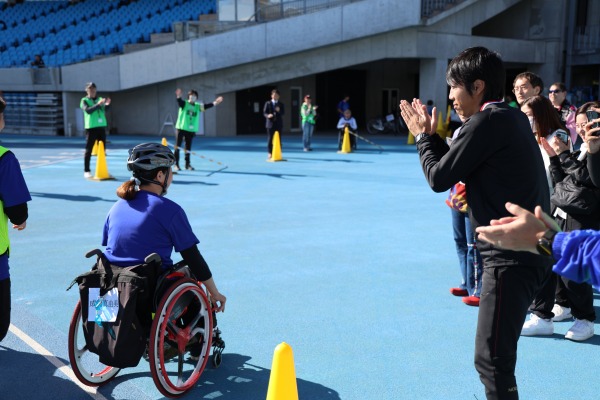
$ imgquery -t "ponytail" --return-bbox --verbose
[116,179,138,200]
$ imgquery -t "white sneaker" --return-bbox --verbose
[565,319,594,341]
[521,313,554,336]
[84,171,92,179]
[551,304,572,322]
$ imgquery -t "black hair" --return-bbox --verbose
[513,72,544,92]
[446,46,505,104]
[187,89,198,97]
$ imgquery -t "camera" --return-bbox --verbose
[586,110,599,135]
[547,129,569,145]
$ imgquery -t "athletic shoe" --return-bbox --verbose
[186,165,195,171]
[449,288,468,297]
[174,165,181,171]
[83,171,92,179]
[551,304,572,322]
[565,319,594,341]
[521,314,554,336]
[462,295,480,307]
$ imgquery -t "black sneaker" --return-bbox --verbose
[185,165,195,171]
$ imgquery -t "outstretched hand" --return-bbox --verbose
[475,202,559,253]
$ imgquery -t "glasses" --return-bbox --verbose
[513,85,532,93]
[548,89,563,94]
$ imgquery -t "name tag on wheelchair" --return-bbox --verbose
[88,288,119,322]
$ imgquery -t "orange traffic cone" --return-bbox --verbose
[268,131,286,162]
[436,111,447,139]
[161,137,168,147]
[91,140,98,156]
[338,127,352,153]
[407,132,415,145]
[92,141,114,180]
[266,342,299,400]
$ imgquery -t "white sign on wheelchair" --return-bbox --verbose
[88,288,119,322]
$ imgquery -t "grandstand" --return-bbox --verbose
[0,0,598,138]
[0,0,216,68]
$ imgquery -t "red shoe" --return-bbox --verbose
[450,288,468,297]
[462,296,480,307]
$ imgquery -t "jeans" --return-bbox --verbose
[302,122,314,149]
[451,208,482,296]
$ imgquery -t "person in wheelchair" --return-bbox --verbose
[337,108,358,150]
[103,143,226,357]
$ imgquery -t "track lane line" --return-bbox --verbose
[8,323,109,400]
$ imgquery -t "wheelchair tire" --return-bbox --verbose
[68,301,121,386]
[149,278,212,398]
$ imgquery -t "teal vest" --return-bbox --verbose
[0,146,9,254]
[176,101,202,132]
[80,97,107,129]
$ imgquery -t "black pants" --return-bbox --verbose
[175,129,194,168]
[84,127,107,172]
[475,264,551,400]
[266,125,282,155]
[0,278,10,342]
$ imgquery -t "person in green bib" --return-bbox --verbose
[0,96,32,342]
[174,88,223,171]
[301,94,318,151]
[80,82,111,179]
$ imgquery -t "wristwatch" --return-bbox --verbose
[416,133,429,143]
[536,229,558,256]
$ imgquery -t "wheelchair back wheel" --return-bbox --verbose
[149,278,213,397]
[68,301,121,386]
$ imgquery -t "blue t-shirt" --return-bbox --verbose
[102,191,199,268]
[0,150,32,280]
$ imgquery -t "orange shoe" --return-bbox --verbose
[462,296,480,307]
[450,288,468,297]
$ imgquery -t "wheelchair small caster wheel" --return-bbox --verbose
[212,348,223,368]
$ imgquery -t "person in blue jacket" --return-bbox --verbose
[476,202,600,291]
[0,95,32,341]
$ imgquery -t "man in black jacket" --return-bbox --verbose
[263,89,284,160]
[400,47,552,400]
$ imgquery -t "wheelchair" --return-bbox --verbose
[67,251,225,398]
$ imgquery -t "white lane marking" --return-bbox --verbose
[8,323,109,400]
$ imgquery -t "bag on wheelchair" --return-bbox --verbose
[69,254,159,368]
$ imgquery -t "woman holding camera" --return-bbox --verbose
[521,100,600,341]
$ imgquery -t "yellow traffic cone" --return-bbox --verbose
[161,137,168,147]
[338,127,352,153]
[91,140,98,156]
[436,111,446,139]
[92,141,114,180]
[407,132,415,145]
[266,342,299,400]
[268,131,285,162]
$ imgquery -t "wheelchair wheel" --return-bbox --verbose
[68,301,121,386]
[149,278,212,397]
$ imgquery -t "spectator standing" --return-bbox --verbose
[336,95,350,118]
[300,95,317,152]
[400,46,552,400]
[548,82,579,149]
[263,89,285,160]
[30,54,45,68]
[584,105,600,186]
[0,94,32,342]
[80,82,110,179]
[512,72,544,106]
[174,88,223,171]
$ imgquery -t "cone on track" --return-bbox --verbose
[266,342,298,400]
[92,141,114,180]
[436,111,447,139]
[91,140,98,156]
[161,137,168,146]
[407,132,415,145]
[338,127,352,153]
[268,131,285,162]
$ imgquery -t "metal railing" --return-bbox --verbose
[573,25,600,54]
[421,0,466,19]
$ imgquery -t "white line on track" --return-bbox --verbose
[8,323,109,400]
